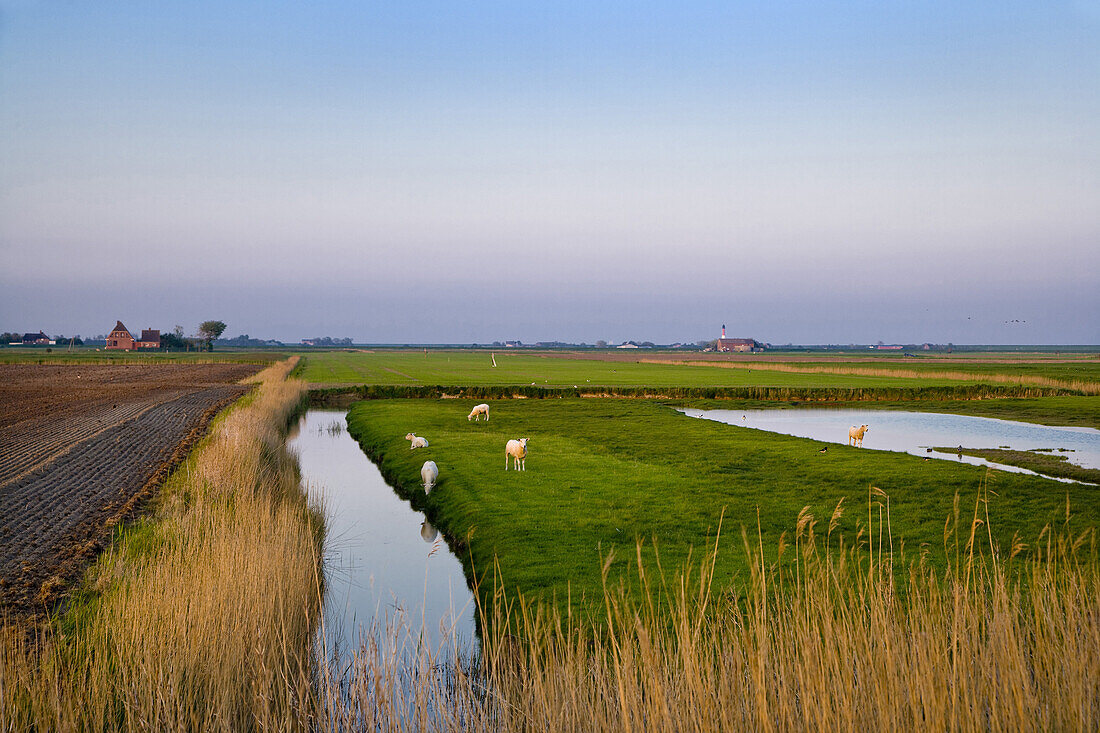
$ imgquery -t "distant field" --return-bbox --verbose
[346,398,1097,616]
[299,350,982,388]
[0,348,284,365]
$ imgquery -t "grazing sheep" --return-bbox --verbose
[421,460,438,492]
[468,403,490,422]
[405,432,429,449]
[505,438,529,471]
[848,425,869,447]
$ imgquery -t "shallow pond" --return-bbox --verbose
[287,409,476,658]
[679,408,1100,482]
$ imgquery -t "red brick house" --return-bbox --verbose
[107,321,161,350]
[106,321,135,350]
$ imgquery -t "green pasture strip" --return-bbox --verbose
[313,383,1075,408]
[680,396,1100,430]
[931,448,1100,485]
[0,348,284,365]
[345,398,1097,620]
[299,350,984,388]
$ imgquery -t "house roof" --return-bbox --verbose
[140,329,160,341]
[111,320,132,335]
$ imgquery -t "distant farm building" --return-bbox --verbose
[137,329,161,349]
[106,321,160,350]
[21,331,53,345]
[715,324,761,353]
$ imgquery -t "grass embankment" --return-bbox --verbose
[1,357,323,729]
[344,398,1098,618]
[932,447,1100,484]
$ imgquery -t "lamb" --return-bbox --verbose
[505,438,529,471]
[421,460,439,492]
[405,432,429,449]
[848,425,869,447]
[468,403,490,422]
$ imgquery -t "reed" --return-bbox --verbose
[312,487,1100,731]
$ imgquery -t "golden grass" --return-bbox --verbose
[315,484,1100,732]
[4,367,1099,730]
[647,359,1100,394]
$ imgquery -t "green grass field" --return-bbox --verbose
[0,347,285,365]
[345,398,1096,618]
[301,350,983,388]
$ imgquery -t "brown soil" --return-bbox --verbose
[0,364,260,618]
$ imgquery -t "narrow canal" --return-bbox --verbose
[287,409,477,659]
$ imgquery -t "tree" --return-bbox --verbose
[595,340,608,349]
[198,320,227,351]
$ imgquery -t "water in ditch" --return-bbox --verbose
[287,409,476,662]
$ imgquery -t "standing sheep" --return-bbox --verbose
[468,403,490,422]
[505,438,529,471]
[848,425,869,447]
[421,460,439,492]
[405,432,429,449]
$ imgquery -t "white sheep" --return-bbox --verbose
[468,403,490,422]
[848,425,869,447]
[405,432,429,449]
[421,460,439,492]
[505,438,529,471]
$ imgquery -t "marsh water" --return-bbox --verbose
[679,408,1100,482]
[287,409,476,659]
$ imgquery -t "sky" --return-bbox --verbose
[1,1,1097,345]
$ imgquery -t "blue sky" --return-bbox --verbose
[1,1,1097,343]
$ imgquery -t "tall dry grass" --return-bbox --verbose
[651,359,1100,394]
[1,356,323,730]
[316,486,1100,732]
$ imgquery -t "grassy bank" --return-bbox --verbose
[344,398,1097,618]
[1,358,323,729]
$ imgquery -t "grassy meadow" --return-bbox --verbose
[298,349,978,388]
[0,346,285,365]
[344,398,1098,618]
[298,348,1100,390]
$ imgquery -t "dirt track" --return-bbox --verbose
[0,364,260,617]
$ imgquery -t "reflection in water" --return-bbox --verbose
[680,408,1100,483]
[287,409,476,661]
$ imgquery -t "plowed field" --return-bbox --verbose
[0,364,260,617]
